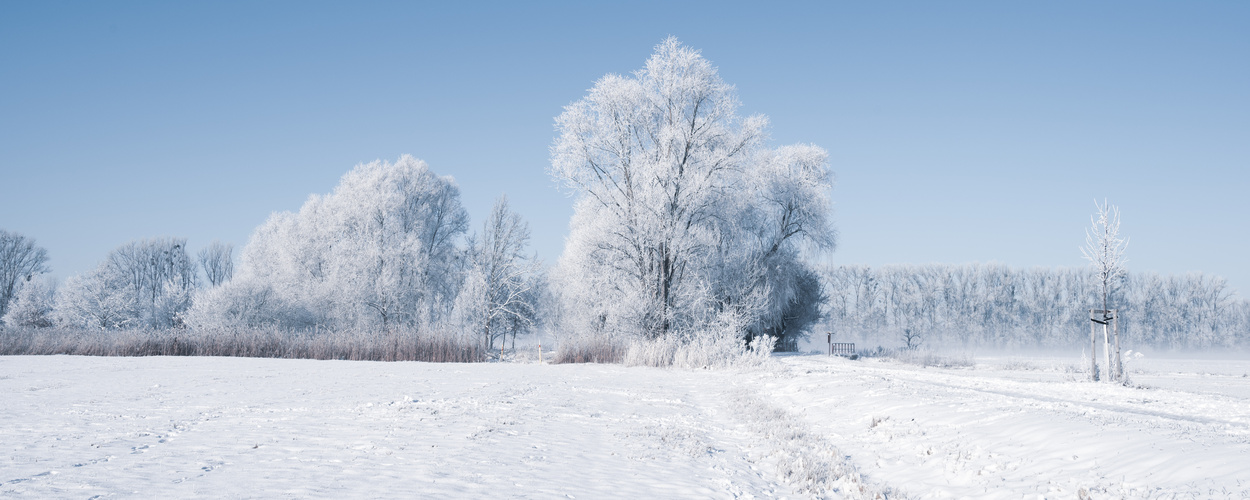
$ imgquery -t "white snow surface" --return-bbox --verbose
[773,354,1250,498]
[3,353,1249,498]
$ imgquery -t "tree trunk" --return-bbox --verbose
[1102,321,1111,383]
[1089,309,1099,381]
[1113,310,1121,382]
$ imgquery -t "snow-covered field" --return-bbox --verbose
[3,353,1248,498]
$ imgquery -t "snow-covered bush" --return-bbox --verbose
[183,280,296,330]
[622,313,773,369]
[1,276,56,328]
[549,37,833,352]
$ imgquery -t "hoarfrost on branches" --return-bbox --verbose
[1082,199,1129,316]
[54,238,197,329]
[549,37,834,347]
[1,276,56,328]
[452,195,542,351]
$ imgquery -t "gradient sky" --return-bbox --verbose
[2,1,1247,295]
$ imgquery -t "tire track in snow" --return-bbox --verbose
[800,359,1250,432]
[772,356,1250,498]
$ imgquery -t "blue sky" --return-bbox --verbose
[2,1,1247,295]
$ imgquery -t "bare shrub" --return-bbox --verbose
[0,326,483,362]
[914,352,974,368]
[1001,359,1037,371]
[552,334,626,364]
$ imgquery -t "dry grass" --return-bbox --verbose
[1000,359,1038,371]
[0,326,483,363]
[552,335,627,364]
[859,346,975,369]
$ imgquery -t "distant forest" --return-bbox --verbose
[820,264,1248,351]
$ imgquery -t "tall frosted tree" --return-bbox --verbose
[550,38,834,344]
[0,230,51,320]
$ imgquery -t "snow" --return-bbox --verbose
[770,354,1250,498]
[1,356,803,498]
[3,353,1249,498]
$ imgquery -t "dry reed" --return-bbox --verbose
[0,326,484,363]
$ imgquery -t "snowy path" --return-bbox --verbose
[1,356,814,499]
[768,355,1250,499]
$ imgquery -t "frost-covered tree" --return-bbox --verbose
[0,230,51,320]
[453,196,541,351]
[54,238,197,329]
[187,155,469,331]
[198,241,234,287]
[1,276,56,328]
[54,267,136,330]
[1082,200,1128,318]
[550,38,834,346]
[1081,200,1128,381]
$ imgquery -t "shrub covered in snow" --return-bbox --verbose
[1,276,56,328]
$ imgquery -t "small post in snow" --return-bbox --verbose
[827,332,832,356]
[538,344,542,365]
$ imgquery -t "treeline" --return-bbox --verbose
[1,157,541,361]
[821,264,1250,350]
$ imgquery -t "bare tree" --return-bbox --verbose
[0,230,51,320]
[54,238,198,329]
[1081,199,1128,382]
[901,327,923,350]
[198,241,234,287]
[455,195,541,352]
